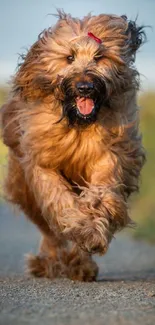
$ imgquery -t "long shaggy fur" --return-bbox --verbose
[0,11,146,281]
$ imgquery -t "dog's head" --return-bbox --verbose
[14,11,146,126]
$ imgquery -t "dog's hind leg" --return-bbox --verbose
[26,234,69,279]
[27,239,98,281]
[65,244,98,282]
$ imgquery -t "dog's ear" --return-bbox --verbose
[0,99,20,151]
[121,15,146,61]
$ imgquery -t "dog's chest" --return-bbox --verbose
[58,127,104,183]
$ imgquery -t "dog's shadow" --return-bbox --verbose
[97,269,155,282]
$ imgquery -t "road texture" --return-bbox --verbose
[0,204,155,325]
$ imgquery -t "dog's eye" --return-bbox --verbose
[67,55,75,63]
[94,54,104,62]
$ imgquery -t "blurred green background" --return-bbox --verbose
[0,88,8,190]
[0,87,155,243]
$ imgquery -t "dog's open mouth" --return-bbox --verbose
[76,97,95,116]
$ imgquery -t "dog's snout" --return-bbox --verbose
[76,82,94,95]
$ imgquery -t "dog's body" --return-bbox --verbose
[1,11,145,281]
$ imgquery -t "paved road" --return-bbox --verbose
[0,204,155,325]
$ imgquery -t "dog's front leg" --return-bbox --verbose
[27,165,78,234]
[62,153,131,254]
[63,185,129,254]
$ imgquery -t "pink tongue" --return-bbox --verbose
[76,97,94,115]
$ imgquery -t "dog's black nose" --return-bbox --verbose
[76,82,94,95]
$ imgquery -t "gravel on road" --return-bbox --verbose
[0,204,155,325]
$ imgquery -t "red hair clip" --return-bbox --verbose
[88,32,102,44]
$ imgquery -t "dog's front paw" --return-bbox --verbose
[76,225,108,255]
[62,211,111,255]
[68,228,108,255]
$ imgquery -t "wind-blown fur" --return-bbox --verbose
[0,11,146,281]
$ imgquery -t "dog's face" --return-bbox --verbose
[15,12,145,126]
[60,45,108,125]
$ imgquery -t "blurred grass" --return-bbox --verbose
[0,87,155,242]
[131,92,155,242]
[0,88,8,197]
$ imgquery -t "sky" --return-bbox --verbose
[0,0,155,90]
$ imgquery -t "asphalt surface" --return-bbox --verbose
[0,203,155,325]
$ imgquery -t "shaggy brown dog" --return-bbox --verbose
[1,11,146,281]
